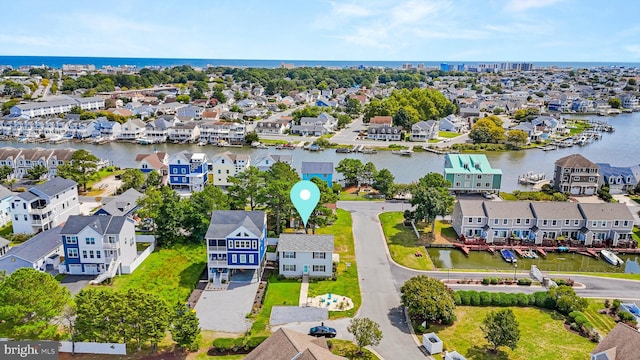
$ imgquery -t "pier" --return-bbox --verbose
[440,243,640,258]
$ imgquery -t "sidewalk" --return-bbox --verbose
[299,276,309,306]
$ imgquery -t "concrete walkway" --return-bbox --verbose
[299,276,309,306]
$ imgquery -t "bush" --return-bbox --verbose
[490,277,500,285]
[470,291,481,306]
[619,311,635,322]
[244,336,268,350]
[454,292,462,306]
[482,277,491,285]
[212,338,237,351]
[517,278,532,286]
[479,291,492,306]
[458,291,471,306]
[516,293,530,306]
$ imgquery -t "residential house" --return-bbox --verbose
[444,154,503,193]
[60,215,138,276]
[253,154,293,171]
[155,101,186,115]
[439,114,468,133]
[0,226,62,275]
[298,114,337,133]
[93,188,143,217]
[369,116,393,126]
[451,200,635,246]
[10,177,80,234]
[411,120,439,141]
[597,163,640,194]
[145,116,177,142]
[0,236,8,257]
[135,151,169,177]
[590,323,640,360]
[205,210,267,285]
[459,107,480,118]
[513,122,543,142]
[553,154,600,195]
[301,162,333,188]
[117,118,146,140]
[255,119,290,135]
[244,328,346,360]
[277,234,334,278]
[168,151,208,192]
[68,119,99,139]
[0,186,15,228]
[367,125,403,141]
[208,151,250,187]
[531,116,566,136]
[10,97,105,118]
[168,121,201,143]
[289,124,326,136]
[201,110,220,121]
[199,121,246,144]
[177,105,205,119]
[621,94,639,110]
[95,117,122,139]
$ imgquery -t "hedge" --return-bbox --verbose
[212,336,267,352]
[455,290,556,309]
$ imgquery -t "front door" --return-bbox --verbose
[303,264,309,275]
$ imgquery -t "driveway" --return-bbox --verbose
[272,318,353,341]
[195,282,258,333]
[90,175,122,197]
[59,275,93,295]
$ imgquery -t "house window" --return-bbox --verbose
[252,241,257,249]
[601,221,606,227]
[283,251,296,259]
[624,221,629,227]
[565,220,570,225]
[516,219,521,224]
[574,220,579,226]
[66,236,78,244]
[476,183,481,187]
[283,264,296,272]
[468,218,473,223]
[85,237,95,245]
[313,252,326,259]
[477,175,482,179]
[313,265,326,272]
[542,220,548,226]
[614,221,619,226]
[249,254,255,263]
[592,221,597,227]
[231,254,237,263]
[493,219,499,225]
[89,251,94,259]
[24,215,27,221]
[485,183,490,187]
[181,168,186,174]
[67,248,78,258]
[552,220,557,226]
[234,240,251,249]
[96,251,101,259]
[82,250,87,259]
[172,168,177,174]
[477,218,482,223]
[503,219,508,225]
[239,254,246,263]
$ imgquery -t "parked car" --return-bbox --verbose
[309,326,337,338]
[482,191,495,199]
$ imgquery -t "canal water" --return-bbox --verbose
[2,113,639,191]
[427,248,640,274]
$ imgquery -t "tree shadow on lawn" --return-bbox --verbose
[466,345,509,360]
[387,305,412,334]
[179,261,207,290]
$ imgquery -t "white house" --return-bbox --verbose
[367,125,403,141]
[117,118,146,140]
[208,151,250,187]
[411,120,439,141]
[253,154,292,171]
[177,105,205,119]
[0,184,15,228]
[168,121,200,143]
[277,234,334,278]
[10,177,80,234]
[9,97,105,118]
[0,226,63,275]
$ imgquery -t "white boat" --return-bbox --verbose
[137,137,155,145]
[392,149,413,156]
[48,134,64,143]
[197,140,208,146]
[600,249,624,266]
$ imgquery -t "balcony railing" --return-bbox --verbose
[208,246,227,252]
[103,242,119,250]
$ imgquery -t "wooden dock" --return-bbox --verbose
[536,247,547,258]
[513,248,524,257]
[486,247,495,254]
[453,243,470,256]
[449,244,640,257]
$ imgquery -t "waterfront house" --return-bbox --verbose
[135,151,169,179]
[95,117,122,139]
[513,122,543,142]
[289,124,326,136]
[93,188,143,218]
[199,121,246,144]
[444,154,502,193]
[451,200,634,246]
[255,119,290,135]
[117,118,146,140]
[411,120,439,141]
[369,116,393,126]
[590,323,640,360]
[531,116,566,135]
[9,96,105,118]
[145,116,177,142]
[621,94,639,110]
[553,154,600,195]
[299,113,337,133]
[155,101,186,115]
[367,125,403,141]
[439,114,468,133]
[0,186,16,228]
[14,148,53,179]
[168,151,208,192]
[68,119,99,139]
[277,234,334,278]
[208,151,250,187]
[60,215,138,276]
[10,177,80,234]
[596,163,640,194]
[168,121,200,143]
[177,105,205,119]
[245,328,346,360]
[253,154,293,171]
[301,162,333,188]
[205,210,267,285]
[0,226,63,275]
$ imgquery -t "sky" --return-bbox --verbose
[2,0,640,62]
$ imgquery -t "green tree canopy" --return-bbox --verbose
[227,166,266,210]
[400,275,456,326]
[264,162,300,234]
[505,129,529,149]
[373,168,396,199]
[482,309,520,352]
[171,302,201,351]
[409,173,455,234]
[336,158,364,187]
[469,117,505,144]
[549,285,588,315]
[26,164,48,180]
[364,88,455,124]
[57,149,99,192]
[608,97,622,109]
[120,168,145,192]
[347,318,383,355]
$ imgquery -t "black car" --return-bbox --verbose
[309,326,337,338]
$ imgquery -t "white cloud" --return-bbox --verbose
[331,2,374,17]
[390,0,448,24]
[504,0,563,12]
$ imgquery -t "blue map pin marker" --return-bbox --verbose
[290,180,320,227]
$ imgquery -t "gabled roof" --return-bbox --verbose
[483,201,534,219]
[278,234,334,253]
[0,185,16,200]
[98,189,143,217]
[591,323,640,360]
[19,177,77,200]
[0,236,9,248]
[244,328,346,360]
[301,162,333,174]
[555,154,598,169]
[61,215,129,235]
[205,210,265,239]
[578,203,634,221]
[531,202,582,220]
[444,154,502,175]
[2,226,62,263]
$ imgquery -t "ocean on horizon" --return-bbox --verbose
[1,56,640,70]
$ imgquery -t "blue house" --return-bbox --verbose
[205,210,267,285]
[597,163,640,194]
[301,162,333,188]
[168,151,208,192]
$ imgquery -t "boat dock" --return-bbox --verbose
[447,243,640,258]
[518,171,547,185]
[536,247,547,258]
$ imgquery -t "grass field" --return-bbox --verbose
[250,276,301,336]
[430,306,595,360]
[439,131,461,138]
[583,300,616,335]
[379,212,434,270]
[329,339,380,359]
[109,243,207,305]
[633,226,640,242]
[309,209,362,319]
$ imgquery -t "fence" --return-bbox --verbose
[122,235,156,274]
[58,341,126,355]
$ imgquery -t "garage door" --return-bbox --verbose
[85,264,98,275]
[68,264,83,275]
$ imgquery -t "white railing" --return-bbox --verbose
[90,257,121,285]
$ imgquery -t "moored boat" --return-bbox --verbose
[600,249,624,266]
[392,149,413,156]
[500,249,517,263]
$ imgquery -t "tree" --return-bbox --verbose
[469,117,505,144]
[336,158,364,187]
[373,168,396,199]
[361,162,377,186]
[0,165,12,181]
[175,94,190,103]
[57,149,99,192]
[171,302,201,351]
[304,177,338,233]
[245,131,259,144]
[120,168,145,192]
[345,97,362,115]
[410,173,455,234]
[145,171,162,189]
[347,318,383,355]
[482,309,520,352]
[25,164,48,180]
[137,187,184,246]
[211,87,227,104]
[608,97,622,109]
[227,166,266,210]
[0,268,71,339]
[400,275,456,326]
[264,162,300,234]
[183,185,229,240]
[549,285,588,315]
[392,107,414,130]
[2,99,18,115]
[505,129,529,149]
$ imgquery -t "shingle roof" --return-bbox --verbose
[278,234,334,253]
[19,177,77,200]
[244,328,346,360]
[98,189,143,217]
[457,200,486,217]
[0,236,9,248]
[4,226,62,263]
[591,323,640,360]
[0,185,16,200]
[301,162,333,174]
[61,215,128,235]
[483,201,534,219]
[578,203,635,221]
[205,211,265,239]
[555,154,598,169]
[531,202,583,220]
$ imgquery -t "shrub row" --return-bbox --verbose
[553,278,575,287]
[479,277,532,286]
[456,290,556,309]
[212,336,268,353]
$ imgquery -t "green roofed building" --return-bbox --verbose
[444,154,502,193]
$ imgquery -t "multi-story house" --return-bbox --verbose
[277,234,334,278]
[253,154,293,171]
[168,121,200,143]
[553,154,600,195]
[68,119,99,139]
[200,121,246,144]
[135,151,169,177]
[439,114,468,133]
[301,162,333,188]
[117,118,146,140]
[177,105,205,119]
[95,117,122,139]
[621,94,639,110]
[255,120,290,135]
[208,151,250,187]
[367,125,403,141]
[0,147,74,180]
[168,151,208,192]
[444,154,502,193]
[205,210,267,285]
[145,116,178,142]
[452,200,635,246]
[93,188,143,218]
[411,120,439,141]
[0,186,16,228]
[596,163,640,194]
[10,177,80,234]
[10,97,105,118]
[61,215,138,276]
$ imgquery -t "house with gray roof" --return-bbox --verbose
[590,323,640,360]
[0,185,16,228]
[553,154,600,195]
[254,154,293,171]
[0,226,63,275]
[597,163,640,194]
[245,327,346,360]
[277,234,334,278]
[94,188,143,217]
[411,120,439,141]
[205,210,267,285]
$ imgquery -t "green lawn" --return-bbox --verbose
[583,300,616,335]
[260,138,289,145]
[86,167,125,188]
[250,276,301,336]
[339,191,384,201]
[439,131,461,138]
[329,339,380,359]
[556,272,640,281]
[633,226,640,243]
[567,120,593,136]
[109,243,206,305]
[430,306,595,360]
[379,212,434,270]
[0,222,12,237]
[309,209,362,319]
